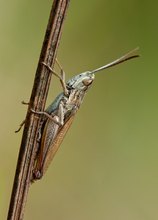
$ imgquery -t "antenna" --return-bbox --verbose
[91,48,139,74]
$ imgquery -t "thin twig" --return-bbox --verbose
[7,0,70,219]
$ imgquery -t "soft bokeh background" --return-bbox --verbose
[1,0,158,219]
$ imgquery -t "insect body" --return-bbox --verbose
[32,49,139,180]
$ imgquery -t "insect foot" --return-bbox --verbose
[15,120,26,133]
[21,101,29,105]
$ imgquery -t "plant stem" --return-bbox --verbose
[7,0,70,219]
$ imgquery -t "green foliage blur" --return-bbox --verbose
[1,1,158,219]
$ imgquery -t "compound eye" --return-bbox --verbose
[82,78,93,86]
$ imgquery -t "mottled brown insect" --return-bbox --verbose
[31,49,139,180]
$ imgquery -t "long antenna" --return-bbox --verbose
[91,48,139,74]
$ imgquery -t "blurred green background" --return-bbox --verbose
[1,0,158,219]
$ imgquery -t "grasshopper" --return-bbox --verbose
[30,49,139,180]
